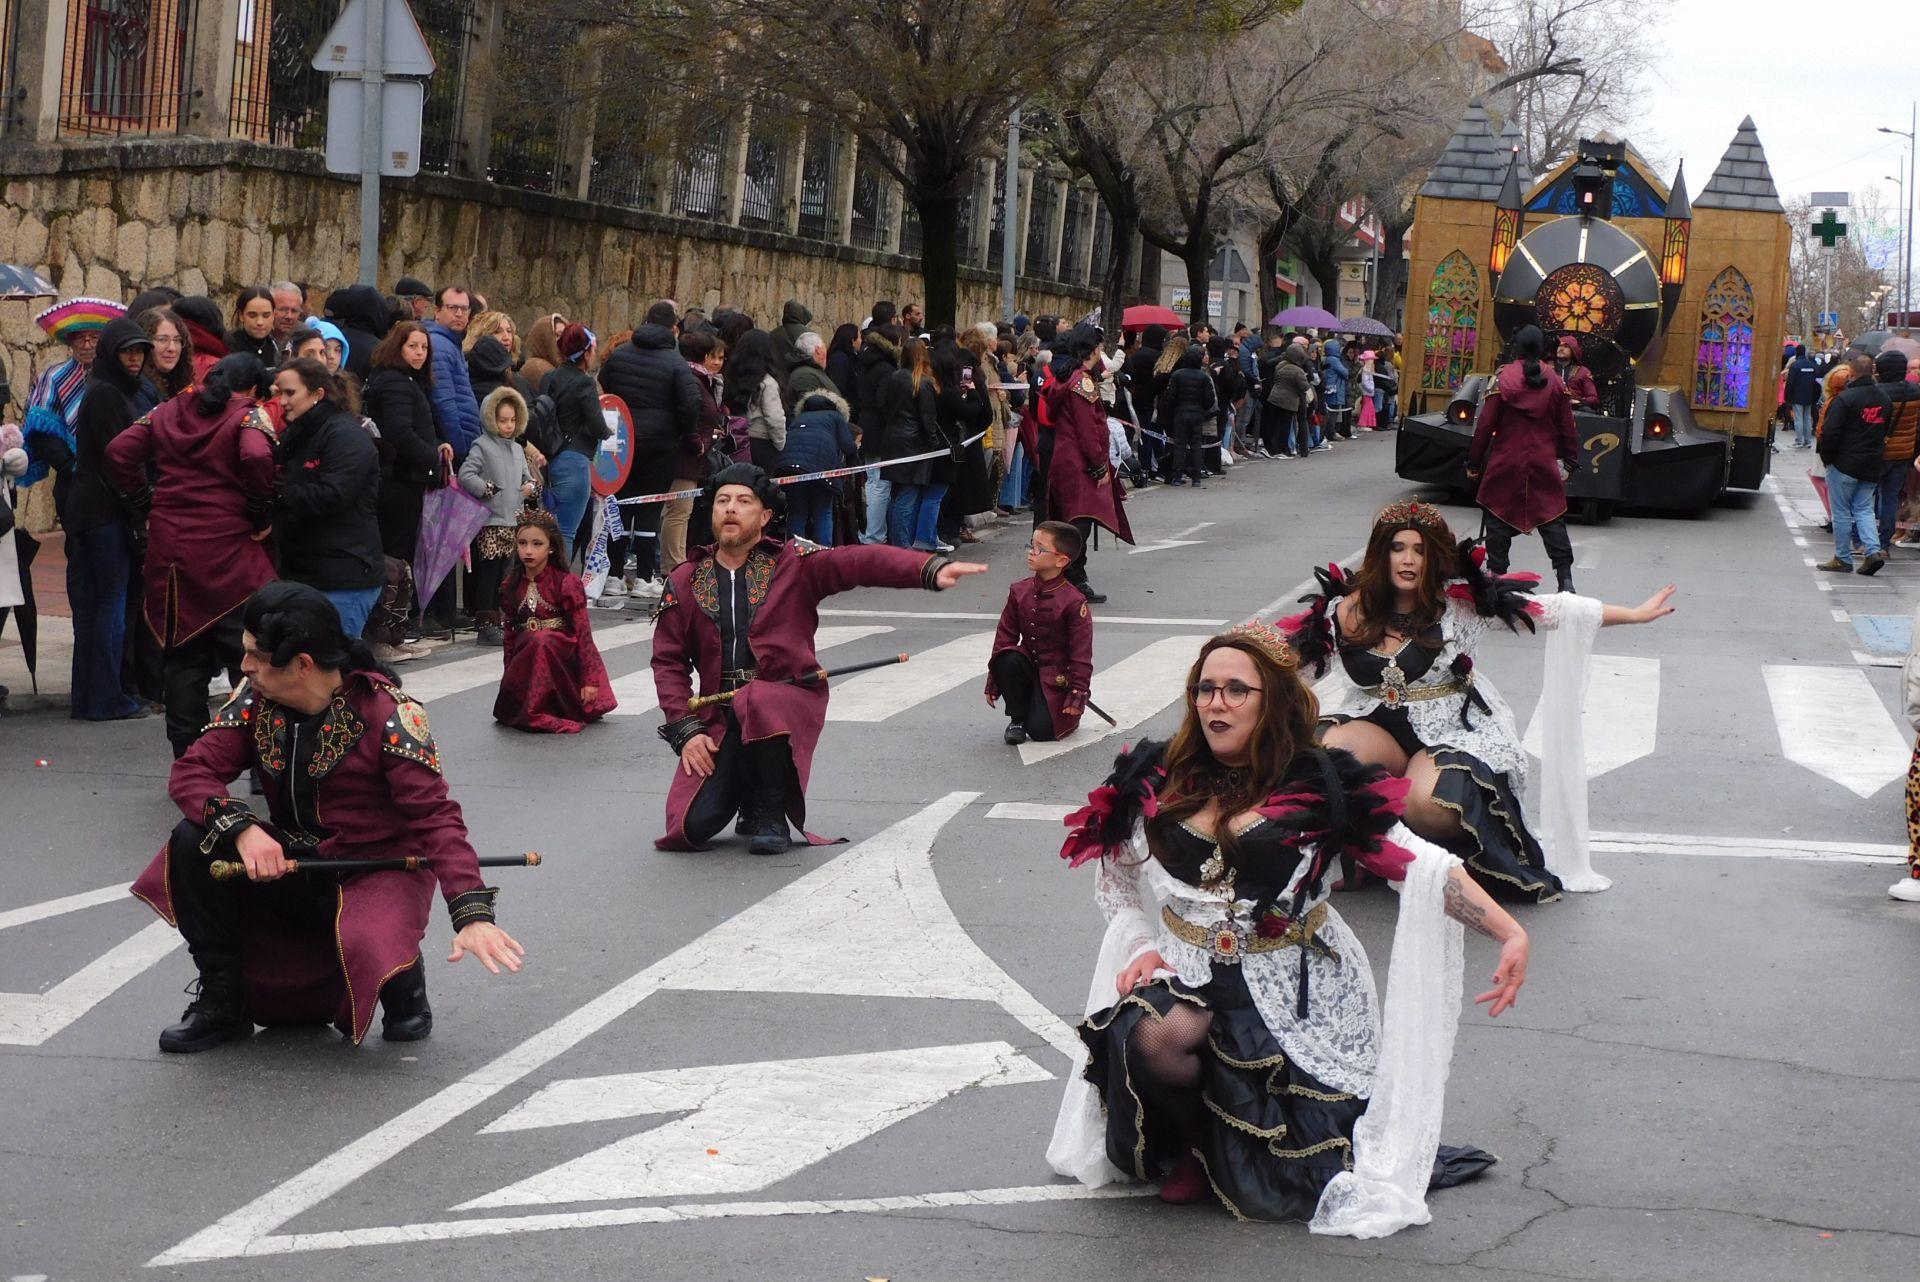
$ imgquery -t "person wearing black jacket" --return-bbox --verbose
[323,285,392,382]
[599,303,701,591]
[54,317,154,719]
[1158,348,1217,486]
[1207,335,1247,466]
[882,337,944,549]
[1816,353,1894,575]
[364,322,444,565]
[1123,325,1166,474]
[542,323,611,562]
[932,341,993,544]
[466,334,527,406]
[855,325,903,543]
[272,358,385,636]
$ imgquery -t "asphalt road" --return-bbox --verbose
[4,431,1918,1282]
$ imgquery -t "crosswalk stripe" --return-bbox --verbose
[819,607,1229,627]
[403,620,653,704]
[606,626,895,716]
[825,632,996,722]
[1522,654,1660,777]
[1762,664,1911,798]
[1018,635,1211,766]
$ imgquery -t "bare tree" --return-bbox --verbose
[1783,193,1898,342]
[581,0,1257,326]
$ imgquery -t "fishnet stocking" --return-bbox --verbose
[1127,1001,1211,1097]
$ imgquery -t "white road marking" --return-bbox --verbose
[0,884,129,931]
[1251,547,1364,621]
[1127,520,1214,554]
[826,632,995,721]
[1762,664,1911,798]
[605,625,895,716]
[1522,655,1660,777]
[403,621,652,703]
[460,1043,1049,1208]
[819,607,1228,626]
[984,805,1909,866]
[1574,530,1605,570]
[152,793,1087,1265]
[1018,636,1211,766]
[0,922,182,1047]
[176,1185,1153,1257]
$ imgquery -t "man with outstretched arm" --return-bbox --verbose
[651,463,987,854]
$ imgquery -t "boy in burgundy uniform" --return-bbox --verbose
[131,582,524,1053]
[652,464,986,855]
[985,520,1094,745]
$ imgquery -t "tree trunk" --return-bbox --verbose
[914,192,963,330]
[1100,202,1140,338]
[1309,256,1340,314]
[1185,245,1213,332]
[1137,234,1162,303]
[1372,219,1411,331]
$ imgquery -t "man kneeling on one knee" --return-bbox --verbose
[131,581,525,1053]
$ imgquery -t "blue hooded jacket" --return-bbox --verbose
[423,319,481,460]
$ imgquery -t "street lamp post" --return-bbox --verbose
[1879,103,1916,321]
[1888,160,1904,328]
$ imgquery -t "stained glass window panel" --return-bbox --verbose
[1422,250,1481,392]
[1694,267,1755,410]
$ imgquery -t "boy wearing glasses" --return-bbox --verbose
[985,521,1094,745]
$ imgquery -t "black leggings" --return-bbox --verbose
[161,611,244,758]
[1482,511,1574,576]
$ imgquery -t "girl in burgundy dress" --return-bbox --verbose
[494,509,617,733]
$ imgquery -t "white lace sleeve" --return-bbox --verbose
[1048,826,1158,1187]
[1533,591,1609,890]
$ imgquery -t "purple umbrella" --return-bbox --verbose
[1338,315,1397,338]
[414,484,492,606]
[1269,304,1342,330]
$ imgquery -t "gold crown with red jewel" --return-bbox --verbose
[1374,499,1452,538]
[1223,620,1299,670]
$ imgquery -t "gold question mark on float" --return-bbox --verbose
[1585,432,1621,474]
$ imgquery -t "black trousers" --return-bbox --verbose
[682,718,798,846]
[165,820,336,972]
[123,543,163,703]
[1263,405,1296,455]
[988,649,1057,741]
[1163,417,1205,482]
[1064,517,1097,591]
[613,439,680,582]
[1031,431,1055,527]
[162,611,245,758]
[1482,510,1575,576]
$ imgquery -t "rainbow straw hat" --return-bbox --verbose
[35,297,126,342]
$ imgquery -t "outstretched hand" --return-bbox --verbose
[1474,933,1529,1017]
[935,561,989,590]
[448,921,525,975]
[1633,584,1677,624]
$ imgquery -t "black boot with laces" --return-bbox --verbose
[158,968,253,1054]
[380,958,433,1042]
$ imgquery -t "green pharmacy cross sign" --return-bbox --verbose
[1811,209,1848,248]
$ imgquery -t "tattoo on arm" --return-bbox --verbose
[1443,877,1501,940]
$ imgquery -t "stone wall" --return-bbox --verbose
[0,139,1096,402]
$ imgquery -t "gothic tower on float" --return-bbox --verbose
[1402,103,1790,487]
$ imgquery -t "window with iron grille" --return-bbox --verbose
[1024,173,1057,277]
[60,0,192,137]
[796,124,838,241]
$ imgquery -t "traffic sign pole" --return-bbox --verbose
[358,0,386,286]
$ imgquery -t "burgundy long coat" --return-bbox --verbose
[105,392,280,645]
[985,574,1094,738]
[130,672,490,1043]
[650,537,943,849]
[1042,369,1133,543]
[1468,361,1578,532]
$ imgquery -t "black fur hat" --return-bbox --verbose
[704,462,786,514]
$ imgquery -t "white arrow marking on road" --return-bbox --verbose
[1522,654,1660,777]
[1763,664,1911,798]
[1127,520,1214,555]
[459,1043,1049,1208]
[152,792,1088,1264]
[0,920,182,1047]
[1019,636,1212,766]
[606,625,894,716]
[825,631,995,721]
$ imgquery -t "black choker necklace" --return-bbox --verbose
[1207,765,1249,795]
[1388,609,1420,634]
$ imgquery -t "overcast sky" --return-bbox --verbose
[1638,0,1918,271]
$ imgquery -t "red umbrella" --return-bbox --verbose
[1121,304,1184,331]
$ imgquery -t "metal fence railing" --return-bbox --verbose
[59,0,194,138]
[587,139,656,212]
[414,0,475,175]
[1025,171,1058,278]
[739,113,792,230]
[899,203,923,258]
[229,0,332,150]
[485,7,570,193]
[795,122,838,241]
[1059,185,1084,284]
[848,138,890,251]
[1091,200,1112,285]
[985,173,1007,271]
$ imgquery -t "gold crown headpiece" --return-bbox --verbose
[1222,620,1299,670]
[1373,499,1452,538]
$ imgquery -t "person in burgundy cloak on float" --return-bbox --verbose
[1467,325,1580,593]
[131,581,525,1053]
[651,463,987,855]
[1041,328,1134,603]
[493,508,618,734]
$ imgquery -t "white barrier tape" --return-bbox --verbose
[614,432,988,507]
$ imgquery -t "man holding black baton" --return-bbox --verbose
[651,464,986,855]
[130,582,525,1054]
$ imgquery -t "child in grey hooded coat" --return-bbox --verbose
[461,386,537,644]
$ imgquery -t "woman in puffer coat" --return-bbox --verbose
[777,389,858,545]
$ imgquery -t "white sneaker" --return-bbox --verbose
[631,579,664,599]
[601,578,629,599]
[1314,442,1333,452]
[1888,878,1920,902]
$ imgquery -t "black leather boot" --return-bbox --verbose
[158,966,253,1054]
[380,958,433,1042]
[1556,568,1577,594]
[746,783,791,857]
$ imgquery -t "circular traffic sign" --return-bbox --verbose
[591,393,634,496]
